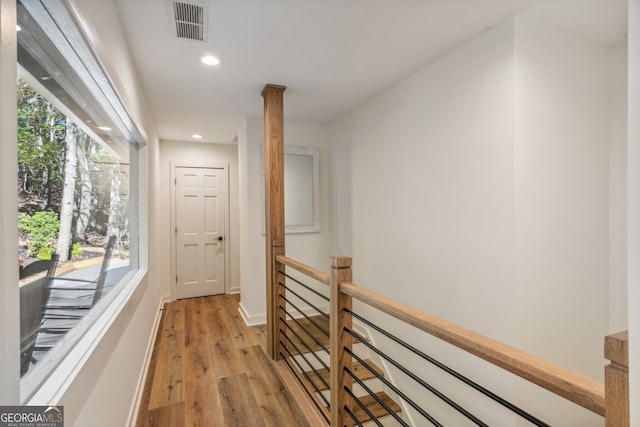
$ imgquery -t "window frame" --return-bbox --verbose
[0,0,21,404]
[15,0,148,403]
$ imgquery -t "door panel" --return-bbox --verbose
[175,166,226,299]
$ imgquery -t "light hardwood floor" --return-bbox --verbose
[135,294,310,427]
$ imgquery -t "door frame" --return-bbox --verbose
[170,161,230,299]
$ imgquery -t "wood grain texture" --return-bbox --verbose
[184,378,225,426]
[351,392,401,423]
[274,360,330,426]
[341,282,605,416]
[148,302,185,410]
[605,331,629,427]
[284,314,330,354]
[135,294,309,427]
[330,257,354,427]
[224,297,263,349]
[138,402,186,427]
[263,84,286,360]
[218,373,267,427]
[605,365,629,427]
[282,313,365,356]
[305,359,383,391]
[243,345,311,426]
[277,255,330,285]
[605,331,628,367]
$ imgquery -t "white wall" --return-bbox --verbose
[328,119,352,256]
[513,16,614,424]
[238,117,264,322]
[334,18,518,340]
[609,43,629,332]
[238,118,250,315]
[159,140,240,295]
[329,15,625,425]
[331,20,521,424]
[239,118,331,324]
[514,15,611,375]
[628,0,640,424]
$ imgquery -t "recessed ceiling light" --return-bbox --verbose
[16,25,21,32]
[192,134,203,139]
[200,55,220,66]
[97,126,112,131]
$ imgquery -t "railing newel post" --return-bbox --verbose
[262,84,286,360]
[330,256,353,427]
[605,331,629,427]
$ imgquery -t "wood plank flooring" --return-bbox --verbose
[135,294,309,427]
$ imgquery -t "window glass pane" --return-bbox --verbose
[18,77,132,373]
[16,0,141,393]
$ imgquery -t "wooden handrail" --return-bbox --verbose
[270,254,623,424]
[276,255,330,285]
[340,281,606,416]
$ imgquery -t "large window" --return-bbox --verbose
[16,0,143,399]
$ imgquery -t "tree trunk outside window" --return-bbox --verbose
[56,119,77,262]
[75,133,91,242]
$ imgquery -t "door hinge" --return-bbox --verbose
[175,226,177,234]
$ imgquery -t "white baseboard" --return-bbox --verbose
[237,302,331,327]
[126,295,170,427]
[352,320,369,338]
[238,302,265,326]
[286,304,330,320]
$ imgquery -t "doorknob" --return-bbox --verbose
[218,236,224,241]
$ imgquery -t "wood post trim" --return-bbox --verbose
[263,83,286,360]
[330,256,353,427]
[605,331,629,427]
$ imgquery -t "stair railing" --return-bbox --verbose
[274,255,332,425]
[270,255,629,427]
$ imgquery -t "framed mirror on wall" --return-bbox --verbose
[261,146,320,234]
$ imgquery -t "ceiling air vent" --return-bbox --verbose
[171,0,207,42]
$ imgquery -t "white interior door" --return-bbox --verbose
[175,166,226,299]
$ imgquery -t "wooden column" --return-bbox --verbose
[330,257,354,427]
[605,331,629,427]
[263,84,286,360]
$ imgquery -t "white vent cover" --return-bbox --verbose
[171,0,207,42]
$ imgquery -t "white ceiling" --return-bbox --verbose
[113,0,627,144]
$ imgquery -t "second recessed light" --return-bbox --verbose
[200,55,220,66]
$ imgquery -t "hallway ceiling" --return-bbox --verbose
[112,0,627,144]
